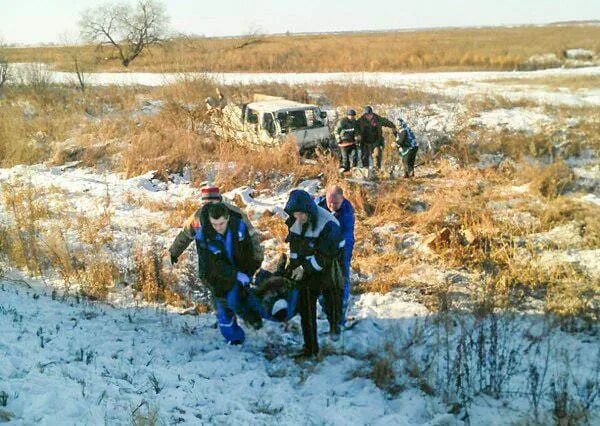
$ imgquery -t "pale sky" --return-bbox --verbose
[0,0,598,45]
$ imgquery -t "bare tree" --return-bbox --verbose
[79,0,169,67]
[60,32,94,91]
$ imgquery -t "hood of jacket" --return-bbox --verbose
[285,189,319,228]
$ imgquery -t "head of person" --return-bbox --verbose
[284,189,318,229]
[347,108,356,120]
[201,186,222,205]
[326,185,345,212]
[271,298,288,322]
[207,202,230,235]
[364,106,373,117]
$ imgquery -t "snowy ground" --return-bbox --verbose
[0,159,598,424]
[2,273,598,425]
[8,63,600,107]
[1,63,599,424]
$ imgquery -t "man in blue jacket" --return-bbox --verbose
[316,185,355,326]
[283,189,344,357]
[197,202,262,345]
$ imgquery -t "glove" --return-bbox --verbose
[272,205,289,220]
[170,254,178,265]
[291,265,304,281]
[236,271,251,286]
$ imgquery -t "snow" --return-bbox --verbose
[469,108,553,133]
[8,63,600,106]
[538,248,600,280]
[0,162,598,424]
[564,49,595,60]
[1,275,598,424]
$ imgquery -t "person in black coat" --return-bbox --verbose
[283,189,345,357]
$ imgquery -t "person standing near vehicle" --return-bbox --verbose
[315,185,355,326]
[358,106,397,169]
[395,117,419,178]
[283,189,344,357]
[335,109,360,172]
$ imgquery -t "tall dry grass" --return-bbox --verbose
[5,24,599,72]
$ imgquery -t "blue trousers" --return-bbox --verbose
[215,284,262,344]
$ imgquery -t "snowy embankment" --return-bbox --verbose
[0,276,426,425]
[2,275,598,425]
[8,63,600,107]
[0,164,598,424]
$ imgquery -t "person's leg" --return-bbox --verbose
[374,143,384,169]
[340,146,350,171]
[408,147,418,176]
[322,279,343,335]
[215,298,245,344]
[298,285,319,355]
[227,283,263,330]
[402,152,410,178]
[341,252,352,325]
[350,145,358,168]
[361,143,371,168]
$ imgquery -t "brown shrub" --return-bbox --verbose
[131,244,187,306]
[531,161,575,199]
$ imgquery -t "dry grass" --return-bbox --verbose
[131,243,188,306]
[1,180,52,275]
[6,24,599,72]
[487,74,600,90]
[529,161,575,199]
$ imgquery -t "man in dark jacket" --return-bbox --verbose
[395,117,419,178]
[315,185,355,326]
[358,106,397,169]
[195,202,262,344]
[283,189,344,357]
[169,186,263,267]
[335,108,360,172]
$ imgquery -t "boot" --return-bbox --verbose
[293,345,318,359]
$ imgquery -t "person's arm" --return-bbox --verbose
[168,211,200,261]
[339,206,355,276]
[339,205,355,252]
[379,116,396,130]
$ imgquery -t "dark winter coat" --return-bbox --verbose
[335,117,361,147]
[284,190,344,291]
[358,113,396,145]
[168,201,263,268]
[194,207,261,297]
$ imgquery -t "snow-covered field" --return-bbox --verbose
[0,162,598,424]
[9,63,600,106]
[1,63,599,424]
[2,272,598,425]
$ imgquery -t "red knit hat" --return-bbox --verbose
[201,186,221,202]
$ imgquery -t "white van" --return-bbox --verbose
[210,95,334,154]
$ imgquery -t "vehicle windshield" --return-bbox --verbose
[276,108,325,133]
